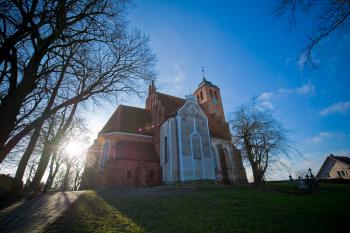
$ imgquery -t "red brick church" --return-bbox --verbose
[80,78,247,189]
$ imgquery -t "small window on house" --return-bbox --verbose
[337,171,342,177]
[200,91,203,100]
[164,136,168,164]
[126,170,132,179]
[345,170,348,176]
[149,170,154,179]
[341,171,346,176]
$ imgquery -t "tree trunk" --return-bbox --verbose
[251,163,263,186]
[29,146,53,192]
[43,151,59,193]
[62,164,72,191]
[73,170,80,191]
[14,125,42,185]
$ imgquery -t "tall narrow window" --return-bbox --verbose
[126,170,132,179]
[214,91,218,99]
[191,134,202,159]
[210,89,213,98]
[164,136,168,164]
[99,141,110,169]
[212,147,217,171]
[200,91,203,100]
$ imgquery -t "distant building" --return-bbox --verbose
[80,78,248,188]
[316,154,350,179]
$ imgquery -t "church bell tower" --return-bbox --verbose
[193,70,225,122]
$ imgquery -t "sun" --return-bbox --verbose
[65,141,87,156]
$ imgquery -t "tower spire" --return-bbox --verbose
[201,66,206,80]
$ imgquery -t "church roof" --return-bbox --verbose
[115,140,159,162]
[99,105,153,136]
[155,91,231,140]
[156,92,186,118]
[198,78,218,89]
[206,113,231,140]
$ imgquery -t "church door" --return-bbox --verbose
[219,147,230,184]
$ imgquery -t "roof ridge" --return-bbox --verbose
[118,104,146,111]
[155,91,185,101]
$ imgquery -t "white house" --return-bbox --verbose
[316,154,350,179]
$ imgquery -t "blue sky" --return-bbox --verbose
[88,0,350,180]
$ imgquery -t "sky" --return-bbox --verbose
[87,0,350,181]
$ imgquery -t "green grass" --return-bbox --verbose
[45,183,350,233]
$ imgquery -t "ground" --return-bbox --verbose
[0,191,84,233]
[44,183,349,233]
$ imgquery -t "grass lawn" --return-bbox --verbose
[45,183,349,233]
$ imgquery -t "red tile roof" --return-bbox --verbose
[115,140,159,162]
[99,94,231,140]
[99,105,153,135]
[156,92,185,118]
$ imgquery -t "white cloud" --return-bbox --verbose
[277,83,315,96]
[319,101,350,116]
[158,62,187,97]
[307,131,350,144]
[258,83,315,111]
[297,52,308,71]
[258,92,273,100]
[308,131,332,143]
[277,88,294,94]
[258,92,274,110]
[296,83,315,95]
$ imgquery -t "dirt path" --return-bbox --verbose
[0,191,84,233]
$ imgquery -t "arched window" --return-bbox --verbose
[200,91,203,100]
[164,136,168,164]
[100,140,110,169]
[224,148,232,169]
[211,147,217,171]
[126,170,132,179]
[191,133,202,159]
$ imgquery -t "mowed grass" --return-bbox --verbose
[45,183,349,233]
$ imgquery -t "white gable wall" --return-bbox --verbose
[317,157,350,179]
[176,96,216,182]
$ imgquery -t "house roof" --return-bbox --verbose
[99,105,153,136]
[316,154,350,177]
[332,155,350,166]
[115,140,159,162]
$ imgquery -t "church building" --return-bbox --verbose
[80,77,247,189]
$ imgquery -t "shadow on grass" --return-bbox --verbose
[46,184,350,233]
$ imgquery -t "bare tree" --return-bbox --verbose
[230,100,290,185]
[43,149,64,193]
[0,0,155,164]
[275,0,350,67]
[29,103,78,192]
